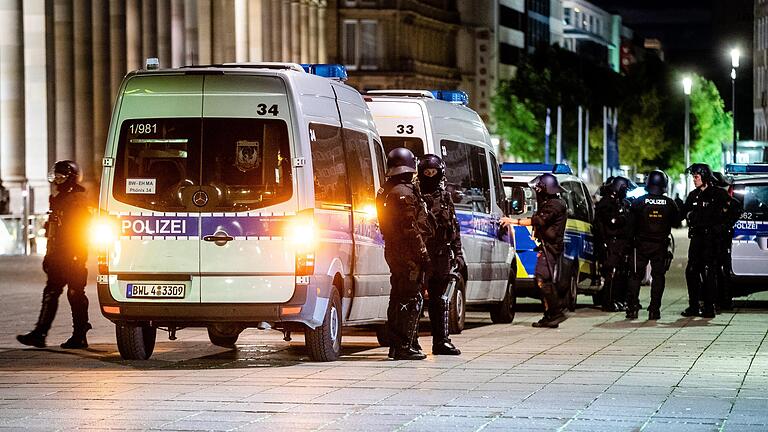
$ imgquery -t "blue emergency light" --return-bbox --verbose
[430,90,469,106]
[500,162,573,175]
[301,64,348,81]
[725,163,768,174]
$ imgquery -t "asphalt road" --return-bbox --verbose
[1,229,768,431]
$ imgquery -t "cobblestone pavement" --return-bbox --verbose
[1,230,768,431]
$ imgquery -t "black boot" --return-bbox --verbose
[647,309,661,320]
[16,331,46,348]
[61,323,92,349]
[625,308,639,320]
[681,307,700,317]
[392,296,426,360]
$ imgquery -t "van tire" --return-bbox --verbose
[490,268,516,324]
[305,287,342,361]
[448,276,466,334]
[566,262,579,312]
[116,323,156,360]
[207,327,240,348]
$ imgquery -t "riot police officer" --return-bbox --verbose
[711,172,743,311]
[682,164,732,318]
[594,176,634,312]
[17,160,92,349]
[502,173,568,328]
[625,170,680,320]
[417,154,462,355]
[376,148,433,360]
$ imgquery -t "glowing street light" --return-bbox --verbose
[682,76,692,194]
[730,48,741,163]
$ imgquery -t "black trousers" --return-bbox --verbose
[534,249,561,317]
[686,235,719,311]
[627,240,667,312]
[601,238,630,306]
[426,273,451,345]
[35,256,89,335]
[386,261,423,350]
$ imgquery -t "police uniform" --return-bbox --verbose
[626,171,680,320]
[712,172,742,310]
[418,154,462,355]
[593,178,633,312]
[376,148,433,360]
[683,175,731,318]
[17,160,92,349]
[528,174,568,328]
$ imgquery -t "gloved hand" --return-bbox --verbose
[453,255,466,273]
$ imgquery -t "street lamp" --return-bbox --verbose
[683,76,692,194]
[731,48,740,163]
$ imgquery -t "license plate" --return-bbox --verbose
[126,283,185,298]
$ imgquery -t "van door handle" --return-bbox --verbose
[203,231,234,246]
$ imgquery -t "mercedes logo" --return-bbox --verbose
[192,190,209,207]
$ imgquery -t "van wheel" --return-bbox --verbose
[115,323,156,360]
[490,269,516,324]
[375,324,389,347]
[305,287,342,361]
[566,264,578,312]
[448,276,466,334]
[207,327,241,348]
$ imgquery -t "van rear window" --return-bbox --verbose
[734,184,768,221]
[113,117,291,212]
[381,137,425,158]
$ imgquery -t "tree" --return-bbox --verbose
[689,75,732,172]
[618,90,671,172]
[491,89,542,160]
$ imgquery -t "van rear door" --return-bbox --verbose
[198,74,297,303]
[109,74,204,303]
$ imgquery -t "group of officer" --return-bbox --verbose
[593,163,741,320]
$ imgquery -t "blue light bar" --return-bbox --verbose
[430,90,469,106]
[300,63,348,81]
[500,162,573,175]
[725,163,768,174]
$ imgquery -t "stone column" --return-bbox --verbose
[126,0,142,71]
[0,0,26,189]
[290,0,300,62]
[142,0,158,61]
[170,0,185,67]
[299,0,308,63]
[248,0,262,61]
[92,0,110,180]
[109,0,127,99]
[73,0,94,183]
[197,0,212,64]
[184,0,198,65]
[157,0,171,67]
[23,0,50,212]
[261,0,272,60]
[270,0,281,61]
[54,0,75,161]
[212,0,235,63]
[308,0,317,62]
[235,0,248,61]
[317,0,326,63]
[281,0,290,61]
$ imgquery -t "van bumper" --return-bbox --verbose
[97,274,333,329]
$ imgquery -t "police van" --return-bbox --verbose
[365,90,515,328]
[500,163,599,312]
[724,164,768,298]
[93,62,395,361]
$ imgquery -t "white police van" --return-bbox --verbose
[93,63,392,361]
[725,164,768,298]
[500,163,598,312]
[365,90,515,329]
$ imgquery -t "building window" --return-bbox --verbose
[342,19,379,70]
[343,0,377,6]
[564,8,572,25]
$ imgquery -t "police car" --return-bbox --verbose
[725,164,768,297]
[93,62,396,362]
[500,163,599,312]
[365,90,515,328]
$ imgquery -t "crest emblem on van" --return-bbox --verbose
[235,140,261,172]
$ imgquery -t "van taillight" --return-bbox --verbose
[97,253,109,275]
[296,252,315,276]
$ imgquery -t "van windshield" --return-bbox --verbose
[381,137,425,157]
[734,183,768,221]
[113,117,292,212]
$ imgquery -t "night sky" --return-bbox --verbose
[593,0,754,138]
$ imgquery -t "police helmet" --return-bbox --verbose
[385,147,417,177]
[608,176,634,199]
[712,171,730,188]
[529,173,565,196]
[417,154,444,179]
[47,160,82,185]
[645,170,669,195]
[685,163,714,184]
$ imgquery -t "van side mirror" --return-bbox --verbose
[503,186,526,215]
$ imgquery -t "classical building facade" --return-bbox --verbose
[755,0,768,140]
[0,0,329,213]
